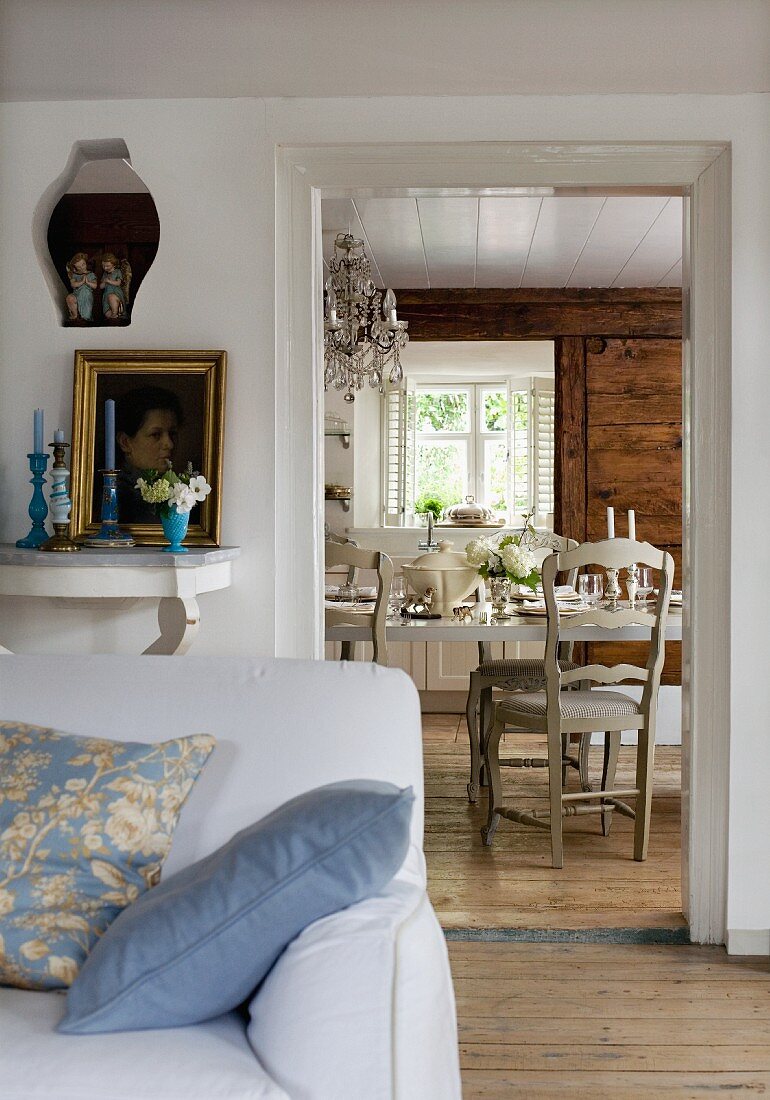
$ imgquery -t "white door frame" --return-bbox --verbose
[275,141,731,945]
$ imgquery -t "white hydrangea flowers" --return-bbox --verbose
[465,537,493,567]
[499,542,537,580]
[465,530,539,588]
[135,468,212,516]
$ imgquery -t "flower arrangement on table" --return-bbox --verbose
[136,464,211,553]
[464,510,540,591]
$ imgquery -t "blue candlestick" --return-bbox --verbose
[16,452,50,548]
[33,409,44,454]
[81,469,134,548]
[104,399,115,470]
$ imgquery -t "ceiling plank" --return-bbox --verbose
[416,197,478,287]
[521,196,605,286]
[567,196,669,287]
[476,197,542,288]
[613,198,683,287]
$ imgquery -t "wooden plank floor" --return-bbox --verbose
[450,941,770,1097]
[423,713,684,930]
[421,718,769,1095]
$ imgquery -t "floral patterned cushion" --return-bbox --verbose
[0,721,215,991]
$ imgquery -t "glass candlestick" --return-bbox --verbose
[604,566,621,604]
[16,452,50,548]
[82,470,135,548]
[40,440,79,552]
[625,562,639,607]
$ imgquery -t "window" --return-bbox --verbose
[383,378,555,525]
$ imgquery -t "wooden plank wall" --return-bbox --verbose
[398,288,683,684]
[584,338,682,683]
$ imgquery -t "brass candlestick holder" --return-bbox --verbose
[40,440,80,552]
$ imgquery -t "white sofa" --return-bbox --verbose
[0,655,461,1100]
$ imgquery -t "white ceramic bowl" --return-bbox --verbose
[403,540,479,616]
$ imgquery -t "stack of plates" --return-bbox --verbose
[325,585,376,602]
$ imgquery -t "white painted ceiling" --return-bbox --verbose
[322,195,682,289]
[1,0,768,101]
[405,341,554,380]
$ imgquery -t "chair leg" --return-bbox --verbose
[481,711,504,847]
[477,687,494,788]
[578,732,592,792]
[340,640,355,662]
[601,731,621,836]
[561,732,569,788]
[633,722,657,861]
[465,675,482,803]
[547,724,564,869]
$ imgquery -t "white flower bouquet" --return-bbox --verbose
[136,463,211,519]
[465,509,540,590]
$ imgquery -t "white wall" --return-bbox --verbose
[0,99,275,655]
[1,91,768,944]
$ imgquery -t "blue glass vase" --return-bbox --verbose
[160,505,190,553]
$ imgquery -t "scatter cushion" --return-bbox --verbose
[0,721,215,991]
[59,779,414,1034]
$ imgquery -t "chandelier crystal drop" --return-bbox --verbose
[323,233,409,402]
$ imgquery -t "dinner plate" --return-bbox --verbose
[513,604,589,617]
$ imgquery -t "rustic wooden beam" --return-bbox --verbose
[554,336,587,545]
[396,288,682,339]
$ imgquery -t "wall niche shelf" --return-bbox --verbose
[324,428,351,449]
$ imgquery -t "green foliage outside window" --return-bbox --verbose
[416,392,469,432]
[415,442,465,513]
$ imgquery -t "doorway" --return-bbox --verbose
[276,141,731,945]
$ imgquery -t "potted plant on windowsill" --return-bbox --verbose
[415,496,444,526]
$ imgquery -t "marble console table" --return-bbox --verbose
[0,545,240,655]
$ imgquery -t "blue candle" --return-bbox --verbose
[104,399,116,470]
[33,409,43,454]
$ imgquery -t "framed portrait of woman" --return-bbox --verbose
[70,350,226,546]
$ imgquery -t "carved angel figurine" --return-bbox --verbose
[100,253,132,319]
[65,252,97,321]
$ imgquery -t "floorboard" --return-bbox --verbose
[422,713,684,931]
[449,942,770,1098]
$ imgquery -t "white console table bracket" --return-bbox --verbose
[0,545,240,655]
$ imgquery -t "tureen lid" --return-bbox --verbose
[444,496,495,523]
[408,540,473,570]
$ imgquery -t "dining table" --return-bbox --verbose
[325,601,683,644]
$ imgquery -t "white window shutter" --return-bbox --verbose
[507,379,529,520]
[382,379,415,526]
[532,376,556,522]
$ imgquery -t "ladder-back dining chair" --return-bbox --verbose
[481,538,673,867]
[465,533,581,803]
[324,541,393,667]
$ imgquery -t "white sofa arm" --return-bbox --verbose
[247,867,461,1100]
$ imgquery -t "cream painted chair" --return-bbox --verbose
[324,541,393,667]
[465,533,581,803]
[481,538,674,867]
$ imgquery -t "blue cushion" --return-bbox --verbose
[59,779,414,1033]
[0,722,215,991]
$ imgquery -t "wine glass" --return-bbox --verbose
[389,575,407,618]
[577,573,604,606]
[636,567,654,604]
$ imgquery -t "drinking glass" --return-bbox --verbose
[338,582,359,604]
[636,567,654,604]
[577,573,604,606]
[389,575,407,617]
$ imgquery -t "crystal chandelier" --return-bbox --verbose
[323,233,409,402]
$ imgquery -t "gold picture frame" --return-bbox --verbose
[70,350,226,546]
